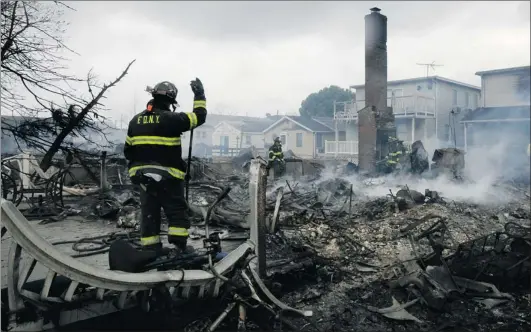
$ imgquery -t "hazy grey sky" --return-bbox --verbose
[62,1,530,123]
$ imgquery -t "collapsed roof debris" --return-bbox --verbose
[1,147,530,332]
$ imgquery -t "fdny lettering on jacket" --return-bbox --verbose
[124,97,208,181]
[137,115,161,125]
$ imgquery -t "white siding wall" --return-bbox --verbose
[344,121,358,141]
[482,73,531,107]
[354,78,480,145]
[355,81,434,104]
[212,122,241,148]
[180,126,214,157]
[436,81,481,146]
[263,118,316,158]
[240,133,265,149]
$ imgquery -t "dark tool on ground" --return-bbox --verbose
[108,186,232,273]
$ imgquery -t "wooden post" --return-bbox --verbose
[248,159,267,277]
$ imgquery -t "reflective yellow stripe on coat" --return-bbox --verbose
[129,165,186,180]
[186,113,198,129]
[126,135,181,146]
[193,100,206,108]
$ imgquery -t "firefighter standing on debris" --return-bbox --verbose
[124,79,207,255]
[385,136,405,173]
[268,137,285,164]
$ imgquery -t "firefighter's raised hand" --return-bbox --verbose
[190,78,204,97]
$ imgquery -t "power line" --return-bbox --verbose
[416,61,444,77]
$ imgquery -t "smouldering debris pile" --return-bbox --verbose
[5,155,530,331]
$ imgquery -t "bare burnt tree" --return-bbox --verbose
[1,1,134,171]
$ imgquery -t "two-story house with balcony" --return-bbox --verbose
[333,76,481,151]
[460,65,530,154]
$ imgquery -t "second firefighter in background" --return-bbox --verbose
[124,79,207,255]
[268,137,284,164]
[268,137,285,172]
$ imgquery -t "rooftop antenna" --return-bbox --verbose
[416,61,444,77]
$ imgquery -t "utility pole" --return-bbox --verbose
[416,61,443,77]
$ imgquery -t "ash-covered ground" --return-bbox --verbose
[253,169,531,332]
[2,158,530,332]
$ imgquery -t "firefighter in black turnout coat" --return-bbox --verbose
[268,137,285,176]
[124,79,207,254]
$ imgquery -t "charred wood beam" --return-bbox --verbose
[248,159,268,277]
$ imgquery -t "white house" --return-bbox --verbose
[180,123,214,157]
[477,65,530,108]
[460,65,530,152]
[181,115,274,157]
[240,119,277,150]
[334,76,481,149]
[212,121,244,154]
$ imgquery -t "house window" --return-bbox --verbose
[465,92,470,108]
[280,135,286,145]
[245,135,251,145]
[202,131,207,138]
[296,133,303,147]
[452,89,458,106]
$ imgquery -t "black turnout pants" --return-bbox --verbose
[139,179,189,250]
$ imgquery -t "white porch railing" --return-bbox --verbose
[334,95,436,121]
[333,100,358,121]
[324,140,359,155]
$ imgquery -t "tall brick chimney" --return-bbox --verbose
[358,7,396,173]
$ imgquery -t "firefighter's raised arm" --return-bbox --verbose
[170,78,207,132]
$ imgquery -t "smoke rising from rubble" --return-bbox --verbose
[313,132,528,205]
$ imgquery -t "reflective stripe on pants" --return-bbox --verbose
[168,227,189,237]
[140,235,161,246]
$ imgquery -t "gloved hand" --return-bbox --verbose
[190,78,205,98]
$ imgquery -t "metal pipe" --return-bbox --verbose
[185,129,194,203]
[205,187,232,241]
[208,302,237,332]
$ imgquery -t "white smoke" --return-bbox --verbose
[310,134,528,205]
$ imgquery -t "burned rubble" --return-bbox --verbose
[1,149,530,332]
